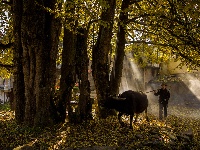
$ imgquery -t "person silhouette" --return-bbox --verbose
[154,83,170,120]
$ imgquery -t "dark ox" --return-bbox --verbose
[103,90,149,128]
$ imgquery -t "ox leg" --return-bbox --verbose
[118,112,125,126]
[130,115,134,129]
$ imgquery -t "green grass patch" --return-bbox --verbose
[0,102,10,111]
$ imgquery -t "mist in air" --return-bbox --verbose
[119,53,200,119]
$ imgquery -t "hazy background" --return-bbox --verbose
[119,54,200,120]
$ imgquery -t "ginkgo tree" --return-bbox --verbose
[126,0,200,69]
[0,0,199,126]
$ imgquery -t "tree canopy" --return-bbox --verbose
[0,1,13,78]
[0,0,199,72]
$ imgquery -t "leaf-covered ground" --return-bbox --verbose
[1,103,200,150]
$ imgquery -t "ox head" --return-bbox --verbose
[102,96,126,109]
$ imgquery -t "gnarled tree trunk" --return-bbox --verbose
[13,0,62,127]
[34,1,62,126]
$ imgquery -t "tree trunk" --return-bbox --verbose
[76,28,92,122]
[34,0,62,126]
[12,0,25,124]
[59,27,76,123]
[58,0,76,123]
[18,0,61,127]
[21,2,37,124]
[92,0,116,118]
[110,0,131,95]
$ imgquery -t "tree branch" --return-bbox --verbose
[0,42,13,50]
[127,40,187,48]
[1,0,12,6]
[0,63,14,70]
[130,0,143,5]
[127,13,154,24]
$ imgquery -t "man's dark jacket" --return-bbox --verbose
[154,88,170,105]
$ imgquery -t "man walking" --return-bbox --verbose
[154,83,170,120]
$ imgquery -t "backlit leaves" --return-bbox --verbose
[0,1,13,78]
[126,0,200,69]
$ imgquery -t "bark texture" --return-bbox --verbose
[58,0,77,123]
[59,27,76,123]
[34,0,62,126]
[13,0,61,127]
[92,0,116,117]
[76,28,92,122]
[12,0,25,124]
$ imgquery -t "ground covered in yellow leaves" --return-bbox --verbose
[1,103,200,150]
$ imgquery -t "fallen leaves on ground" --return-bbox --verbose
[1,110,200,150]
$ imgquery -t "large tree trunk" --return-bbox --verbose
[34,0,62,126]
[12,0,25,124]
[18,0,61,127]
[76,28,92,122]
[58,0,76,123]
[110,0,131,95]
[21,1,37,124]
[58,27,76,123]
[92,0,116,118]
